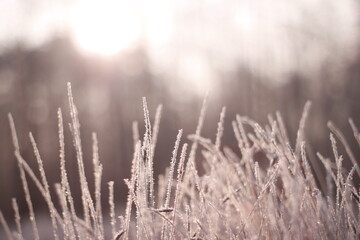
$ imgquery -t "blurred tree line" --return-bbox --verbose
[0,37,359,219]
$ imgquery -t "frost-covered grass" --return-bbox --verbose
[1,82,359,239]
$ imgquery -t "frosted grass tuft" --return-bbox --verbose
[1,84,360,240]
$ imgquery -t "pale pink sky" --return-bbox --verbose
[0,0,359,92]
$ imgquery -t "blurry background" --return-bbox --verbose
[0,0,360,227]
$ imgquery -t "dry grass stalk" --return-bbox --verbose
[1,85,360,240]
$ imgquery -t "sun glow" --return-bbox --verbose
[70,0,142,55]
[64,0,359,87]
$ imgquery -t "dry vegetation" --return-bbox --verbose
[1,82,360,239]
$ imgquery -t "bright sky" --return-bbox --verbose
[0,0,359,92]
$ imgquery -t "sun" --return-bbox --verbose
[70,0,142,56]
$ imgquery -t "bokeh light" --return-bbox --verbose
[70,0,142,55]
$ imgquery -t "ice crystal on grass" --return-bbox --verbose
[1,83,360,239]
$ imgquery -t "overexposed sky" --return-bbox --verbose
[0,0,68,47]
[0,0,359,91]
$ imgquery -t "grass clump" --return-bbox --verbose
[1,82,360,239]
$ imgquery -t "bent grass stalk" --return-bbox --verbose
[1,83,360,240]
